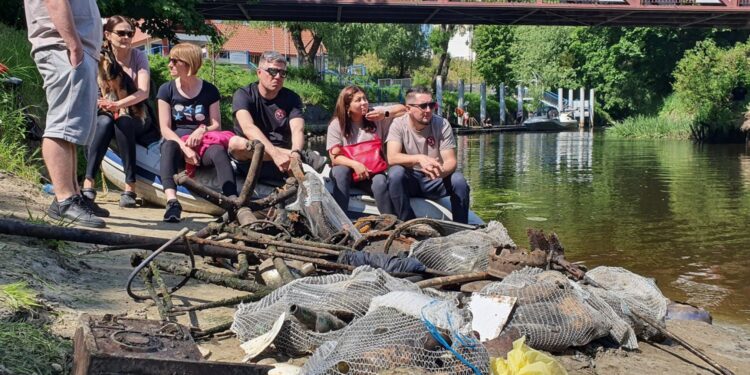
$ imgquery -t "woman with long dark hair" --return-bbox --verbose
[326,85,406,214]
[82,16,159,214]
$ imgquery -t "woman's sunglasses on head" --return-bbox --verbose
[408,102,437,110]
[113,30,134,38]
[264,68,288,78]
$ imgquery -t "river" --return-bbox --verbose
[456,130,750,327]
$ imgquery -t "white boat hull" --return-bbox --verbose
[101,145,484,225]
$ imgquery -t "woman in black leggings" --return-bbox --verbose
[83,15,158,214]
[156,43,236,222]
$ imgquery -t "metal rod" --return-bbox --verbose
[170,294,265,314]
[238,141,264,206]
[190,237,357,272]
[416,272,490,289]
[175,172,235,211]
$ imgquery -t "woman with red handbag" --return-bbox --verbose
[326,85,407,214]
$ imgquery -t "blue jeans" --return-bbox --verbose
[330,165,393,215]
[387,165,470,224]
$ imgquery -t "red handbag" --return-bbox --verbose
[339,136,388,182]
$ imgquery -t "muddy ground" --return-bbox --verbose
[0,171,749,374]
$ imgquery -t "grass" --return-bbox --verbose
[607,115,693,139]
[0,23,43,182]
[0,322,72,375]
[606,93,695,139]
[0,282,40,312]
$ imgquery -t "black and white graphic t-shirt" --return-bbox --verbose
[232,82,303,149]
[157,79,221,132]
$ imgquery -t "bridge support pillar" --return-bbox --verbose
[480,82,487,124]
[517,85,524,123]
[579,87,585,128]
[436,76,443,117]
[589,88,595,128]
[458,79,465,126]
[499,83,505,125]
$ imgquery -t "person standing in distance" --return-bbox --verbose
[24,0,105,228]
[232,51,324,184]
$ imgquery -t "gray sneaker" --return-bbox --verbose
[300,150,328,173]
[48,195,106,228]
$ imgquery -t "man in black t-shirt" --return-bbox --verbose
[233,51,312,183]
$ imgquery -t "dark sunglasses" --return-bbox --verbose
[169,58,186,65]
[113,30,135,38]
[408,101,437,110]
[264,68,288,78]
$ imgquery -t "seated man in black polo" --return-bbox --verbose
[232,50,323,184]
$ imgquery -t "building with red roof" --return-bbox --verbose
[131,22,326,70]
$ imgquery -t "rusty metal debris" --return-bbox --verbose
[72,314,269,374]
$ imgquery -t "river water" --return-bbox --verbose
[456,130,750,327]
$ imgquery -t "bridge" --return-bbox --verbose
[197,0,750,29]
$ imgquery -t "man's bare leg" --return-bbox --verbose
[42,137,77,201]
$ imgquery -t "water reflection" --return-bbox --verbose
[460,131,750,327]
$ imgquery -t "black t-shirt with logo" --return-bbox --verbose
[156,80,221,132]
[232,82,304,149]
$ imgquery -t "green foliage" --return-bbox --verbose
[472,25,516,88]
[361,24,429,78]
[0,282,40,312]
[510,26,579,90]
[0,25,43,182]
[607,115,692,139]
[323,24,370,67]
[97,0,214,41]
[287,66,320,82]
[0,321,72,375]
[673,39,750,142]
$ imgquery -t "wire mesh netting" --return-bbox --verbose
[584,266,668,341]
[232,267,421,356]
[301,291,489,375]
[479,267,638,352]
[410,221,516,274]
[479,266,669,352]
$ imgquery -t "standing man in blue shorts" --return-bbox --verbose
[24,0,104,227]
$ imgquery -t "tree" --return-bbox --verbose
[97,0,215,41]
[324,24,370,69]
[472,25,515,89]
[428,24,456,91]
[364,24,429,78]
[509,26,579,91]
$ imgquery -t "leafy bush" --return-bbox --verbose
[672,39,750,142]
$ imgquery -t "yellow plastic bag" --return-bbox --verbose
[490,336,568,375]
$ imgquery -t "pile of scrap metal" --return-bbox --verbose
[0,141,734,375]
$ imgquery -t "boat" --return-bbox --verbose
[522,106,578,131]
[100,144,485,225]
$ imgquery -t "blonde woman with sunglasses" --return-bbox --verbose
[156,43,236,222]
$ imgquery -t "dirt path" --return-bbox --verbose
[1,171,749,374]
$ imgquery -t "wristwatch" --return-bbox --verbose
[384,110,390,118]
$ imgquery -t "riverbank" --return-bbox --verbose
[1,171,749,374]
